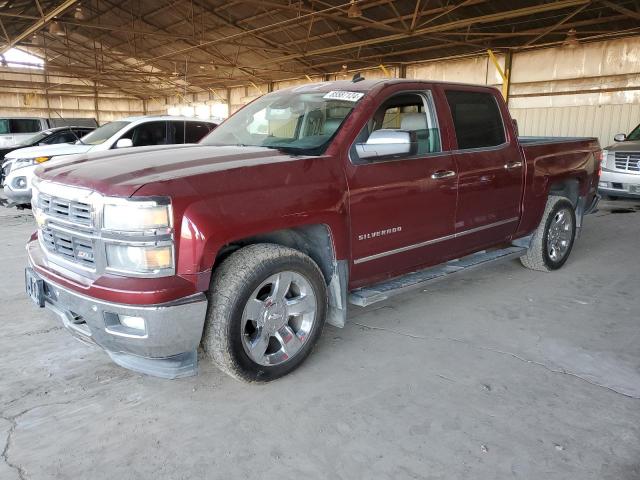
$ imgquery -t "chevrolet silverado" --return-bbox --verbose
[24,78,601,381]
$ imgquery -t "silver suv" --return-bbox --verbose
[599,124,640,199]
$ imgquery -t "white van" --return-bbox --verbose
[0,117,98,148]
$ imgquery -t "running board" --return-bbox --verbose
[348,246,528,307]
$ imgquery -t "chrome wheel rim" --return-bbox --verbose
[547,207,573,262]
[240,271,317,367]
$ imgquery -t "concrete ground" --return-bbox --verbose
[1,198,639,480]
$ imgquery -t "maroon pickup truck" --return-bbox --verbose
[25,79,601,381]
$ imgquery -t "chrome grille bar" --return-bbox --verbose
[614,152,640,172]
[38,193,93,226]
[41,226,96,267]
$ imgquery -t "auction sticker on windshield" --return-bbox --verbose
[323,91,364,102]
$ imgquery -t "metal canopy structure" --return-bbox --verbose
[0,0,639,99]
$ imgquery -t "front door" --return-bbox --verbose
[347,90,458,288]
[443,88,524,251]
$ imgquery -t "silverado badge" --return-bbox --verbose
[358,226,402,241]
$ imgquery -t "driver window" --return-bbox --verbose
[351,92,441,164]
[120,121,168,147]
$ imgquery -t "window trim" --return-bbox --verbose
[348,89,444,166]
[444,89,508,152]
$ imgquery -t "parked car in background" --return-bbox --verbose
[2,116,217,206]
[599,123,640,198]
[0,126,95,182]
[0,117,98,148]
[24,79,601,381]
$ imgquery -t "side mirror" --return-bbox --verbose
[115,138,133,148]
[355,129,414,160]
[614,133,626,142]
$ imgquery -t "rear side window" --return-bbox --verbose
[185,122,214,143]
[0,120,8,134]
[10,119,41,134]
[445,90,505,149]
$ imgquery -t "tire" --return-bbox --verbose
[520,195,577,272]
[202,243,327,382]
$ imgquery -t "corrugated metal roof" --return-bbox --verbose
[1,0,638,98]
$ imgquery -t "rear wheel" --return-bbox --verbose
[202,244,327,382]
[520,195,576,272]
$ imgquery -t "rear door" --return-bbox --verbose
[442,88,523,251]
[347,88,458,286]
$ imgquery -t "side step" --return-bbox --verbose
[348,245,527,307]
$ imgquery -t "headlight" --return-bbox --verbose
[600,149,615,170]
[106,244,173,274]
[103,199,171,232]
[102,197,174,276]
[12,157,50,170]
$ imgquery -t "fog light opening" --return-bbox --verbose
[119,315,146,332]
[13,176,27,189]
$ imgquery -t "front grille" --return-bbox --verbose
[38,193,92,226]
[614,152,640,172]
[41,227,95,267]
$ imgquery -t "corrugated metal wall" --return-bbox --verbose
[2,35,639,137]
[510,104,640,148]
[0,70,145,122]
[508,36,640,148]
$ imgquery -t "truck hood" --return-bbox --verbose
[604,141,640,152]
[4,142,92,160]
[37,144,309,197]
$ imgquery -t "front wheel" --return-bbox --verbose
[520,195,577,272]
[203,244,327,382]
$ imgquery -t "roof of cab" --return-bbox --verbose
[118,115,218,123]
[277,78,500,94]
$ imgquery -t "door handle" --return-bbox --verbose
[431,170,456,179]
[504,161,523,170]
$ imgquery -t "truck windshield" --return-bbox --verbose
[627,123,640,141]
[200,90,363,155]
[79,121,130,145]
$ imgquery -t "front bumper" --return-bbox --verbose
[27,263,208,379]
[599,169,640,197]
[3,184,32,205]
[3,164,34,205]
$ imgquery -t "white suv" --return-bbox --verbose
[599,123,640,199]
[2,116,216,205]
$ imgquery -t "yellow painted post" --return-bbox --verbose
[379,64,390,77]
[487,49,510,100]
